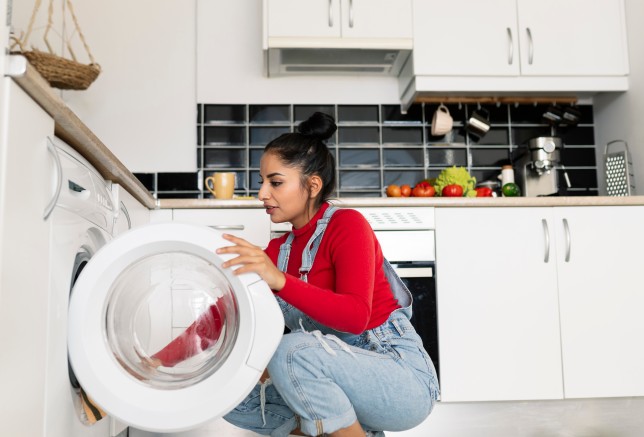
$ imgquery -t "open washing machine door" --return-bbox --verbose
[68,222,284,433]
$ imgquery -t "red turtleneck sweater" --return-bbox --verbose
[264,202,399,334]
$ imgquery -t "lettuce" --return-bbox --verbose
[433,166,477,197]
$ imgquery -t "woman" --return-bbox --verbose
[217,112,439,437]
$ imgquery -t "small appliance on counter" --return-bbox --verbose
[515,136,571,197]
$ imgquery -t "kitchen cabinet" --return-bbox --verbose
[434,207,564,402]
[265,0,412,45]
[172,209,271,249]
[412,0,627,77]
[434,205,644,402]
[401,0,629,107]
[0,79,56,435]
[554,206,644,398]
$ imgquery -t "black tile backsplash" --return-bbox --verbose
[140,103,598,198]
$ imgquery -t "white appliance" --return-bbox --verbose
[44,137,284,435]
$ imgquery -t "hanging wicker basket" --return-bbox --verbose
[12,0,101,90]
[20,49,101,90]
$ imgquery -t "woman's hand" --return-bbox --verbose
[216,234,286,292]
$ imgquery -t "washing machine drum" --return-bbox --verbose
[68,222,284,432]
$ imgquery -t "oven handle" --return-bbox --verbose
[392,267,433,278]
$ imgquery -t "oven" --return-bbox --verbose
[356,207,439,380]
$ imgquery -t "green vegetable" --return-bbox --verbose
[502,182,521,197]
[433,166,477,197]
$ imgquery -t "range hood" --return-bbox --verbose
[266,47,411,77]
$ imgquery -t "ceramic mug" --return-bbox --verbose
[431,104,453,136]
[466,107,491,138]
[205,172,235,199]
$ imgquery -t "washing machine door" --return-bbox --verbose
[68,222,284,432]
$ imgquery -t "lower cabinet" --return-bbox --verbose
[434,206,644,402]
[172,209,271,248]
[554,206,644,399]
[434,207,563,402]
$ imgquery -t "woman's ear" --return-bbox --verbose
[308,175,323,199]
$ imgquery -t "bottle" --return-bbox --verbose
[501,165,515,186]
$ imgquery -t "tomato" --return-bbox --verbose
[386,184,402,197]
[474,187,493,197]
[441,184,464,197]
[411,181,435,197]
[400,184,412,197]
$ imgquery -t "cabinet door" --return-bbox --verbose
[554,206,644,398]
[0,79,55,436]
[412,0,520,76]
[172,209,271,249]
[266,0,341,38]
[341,0,412,40]
[434,207,563,402]
[517,0,628,76]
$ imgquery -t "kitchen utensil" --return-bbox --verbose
[604,140,636,196]
[465,107,490,139]
[561,106,582,127]
[542,105,563,126]
[431,104,453,136]
[205,172,236,199]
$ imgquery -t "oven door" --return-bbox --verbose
[391,262,440,380]
[67,222,284,432]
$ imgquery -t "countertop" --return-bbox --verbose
[10,54,644,210]
[160,196,644,209]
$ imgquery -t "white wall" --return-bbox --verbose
[196,0,402,104]
[594,0,643,195]
[9,0,198,174]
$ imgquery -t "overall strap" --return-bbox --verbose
[276,205,339,282]
[299,206,338,282]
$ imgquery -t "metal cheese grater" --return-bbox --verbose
[604,140,636,196]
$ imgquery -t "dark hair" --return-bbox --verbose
[264,112,337,208]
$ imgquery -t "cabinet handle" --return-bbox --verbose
[349,0,354,28]
[542,219,550,263]
[506,27,514,65]
[328,0,333,27]
[209,225,245,231]
[526,27,534,65]
[563,218,571,262]
[120,201,132,230]
[44,137,63,220]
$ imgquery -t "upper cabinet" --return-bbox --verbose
[263,0,413,76]
[516,0,627,77]
[265,0,413,46]
[401,0,629,109]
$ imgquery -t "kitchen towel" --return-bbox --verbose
[79,387,106,425]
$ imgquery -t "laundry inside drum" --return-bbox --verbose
[105,252,240,389]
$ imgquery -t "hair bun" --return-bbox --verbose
[297,112,337,141]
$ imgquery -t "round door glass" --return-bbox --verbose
[105,251,239,389]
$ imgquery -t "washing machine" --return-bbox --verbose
[46,137,284,435]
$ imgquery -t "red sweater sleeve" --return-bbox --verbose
[266,210,382,334]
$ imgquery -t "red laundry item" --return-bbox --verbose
[152,301,225,367]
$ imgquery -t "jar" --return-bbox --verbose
[501,165,515,186]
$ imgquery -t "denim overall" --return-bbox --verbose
[224,206,439,437]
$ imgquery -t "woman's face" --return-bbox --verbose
[258,152,318,229]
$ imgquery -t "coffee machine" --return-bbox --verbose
[515,136,567,196]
